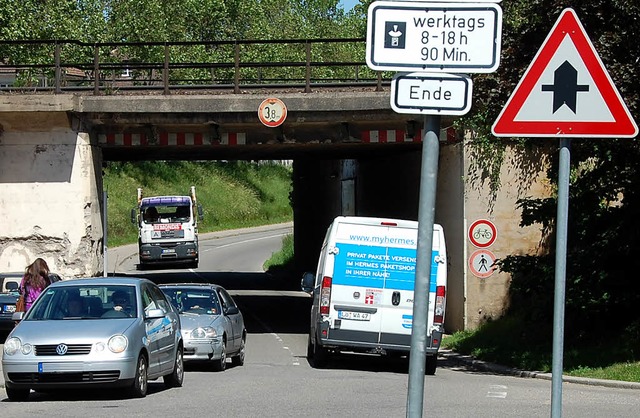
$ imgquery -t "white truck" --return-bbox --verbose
[301,216,447,374]
[131,187,203,269]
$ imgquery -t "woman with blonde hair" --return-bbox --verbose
[19,257,51,312]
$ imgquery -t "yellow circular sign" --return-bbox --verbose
[258,98,287,127]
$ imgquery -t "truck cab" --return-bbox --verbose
[131,187,203,269]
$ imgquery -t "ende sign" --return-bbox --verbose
[391,72,472,115]
[366,1,503,73]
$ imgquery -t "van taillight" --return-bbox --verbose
[434,286,445,324]
[320,276,332,315]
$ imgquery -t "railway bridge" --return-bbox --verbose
[0,39,551,331]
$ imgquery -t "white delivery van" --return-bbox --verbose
[301,216,447,374]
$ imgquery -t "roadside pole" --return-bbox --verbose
[406,115,440,417]
[103,189,108,277]
[551,139,570,416]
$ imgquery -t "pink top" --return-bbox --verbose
[19,275,48,312]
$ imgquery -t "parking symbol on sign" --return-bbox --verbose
[384,22,405,49]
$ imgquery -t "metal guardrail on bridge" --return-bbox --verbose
[0,38,392,95]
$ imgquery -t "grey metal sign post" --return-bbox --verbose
[406,114,440,417]
[366,1,503,416]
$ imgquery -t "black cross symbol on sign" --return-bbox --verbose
[541,61,589,113]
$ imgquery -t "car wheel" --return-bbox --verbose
[129,354,149,398]
[163,345,184,388]
[6,387,30,402]
[425,355,437,375]
[309,334,329,369]
[231,334,246,367]
[212,340,226,372]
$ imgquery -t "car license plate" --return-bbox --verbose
[38,362,83,373]
[162,249,176,254]
[4,305,15,313]
[338,311,370,321]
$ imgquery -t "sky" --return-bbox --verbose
[339,0,359,12]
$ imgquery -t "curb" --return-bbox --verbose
[439,349,640,390]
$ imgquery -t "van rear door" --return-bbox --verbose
[329,218,419,349]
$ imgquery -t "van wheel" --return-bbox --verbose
[309,335,329,369]
[425,355,437,375]
[6,387,30,401]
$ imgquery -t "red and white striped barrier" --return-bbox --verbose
[361,127,457,143]
[99,132,246,146]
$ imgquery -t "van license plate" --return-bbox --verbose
[338,311,370,321]
[162,249,176,254]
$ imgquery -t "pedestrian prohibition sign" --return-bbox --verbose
[469,249,496,278]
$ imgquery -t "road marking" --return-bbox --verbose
[487,385,508,398]
[202,232,290,253]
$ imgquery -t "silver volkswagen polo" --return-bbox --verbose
[2,277,184,401]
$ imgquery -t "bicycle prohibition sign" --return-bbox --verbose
[468,219,497,248]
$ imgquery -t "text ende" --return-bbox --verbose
[409,85,452,101]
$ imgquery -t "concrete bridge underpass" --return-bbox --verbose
[0,91,459,285]
[0,94,551,335]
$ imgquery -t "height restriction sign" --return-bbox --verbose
[258,98,287,128]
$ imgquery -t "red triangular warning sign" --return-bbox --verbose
[492,8,638,138]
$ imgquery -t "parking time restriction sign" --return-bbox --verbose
[258,98,287,127]
[366,1,503,73]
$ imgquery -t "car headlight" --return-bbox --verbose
[108,335,128,353]
[191,327,217,338]
[4,337,22,355]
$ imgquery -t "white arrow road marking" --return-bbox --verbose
[487,385,508,398]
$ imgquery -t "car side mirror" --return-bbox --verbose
[301,272,315,293]
[146,308,165,319]
[225,306,239,315]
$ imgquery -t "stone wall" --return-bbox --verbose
[0,130,103,277]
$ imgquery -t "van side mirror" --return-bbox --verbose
[301,272,315,293]
[197,204,204,221]
[130,208,137,224]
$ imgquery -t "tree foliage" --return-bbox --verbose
[469,1,640,347]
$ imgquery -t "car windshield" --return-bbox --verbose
[24,285,138,320]
[162,288,220,315]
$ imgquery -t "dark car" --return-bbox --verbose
[0,290,19,334]
[0,272,63,334]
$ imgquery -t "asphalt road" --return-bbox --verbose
[2,223,640,416]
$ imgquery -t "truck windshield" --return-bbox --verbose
[142,205,191,224]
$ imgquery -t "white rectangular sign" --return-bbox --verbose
[391,72,472,115]
[366,1,502,73]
